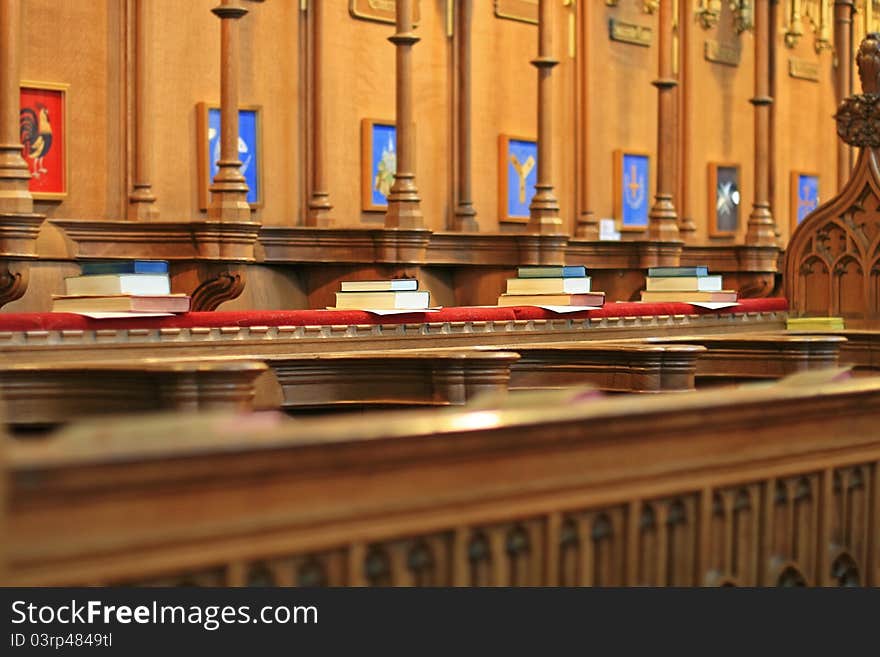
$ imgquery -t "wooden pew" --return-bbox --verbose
[478,342,706,393]
[0,359,267,427]
[268,350,519,410]
[5,376,878,587]
[637,334,845,384]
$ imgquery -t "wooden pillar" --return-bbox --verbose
[208,0,251,222]
[306,0,332,227]
[452,0,478,232]
[676,0,696,238]
[648,0,680,241]
[746,0,777,246]
[528,0,562,233]
[835,1,855,192]
[574,0,597,239]
[0,0,32,214]
[385,0,424,230]
[128,0,158,220]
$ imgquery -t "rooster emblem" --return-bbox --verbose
[20,103,53,178]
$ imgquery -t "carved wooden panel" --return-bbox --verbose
[785,149,880,324]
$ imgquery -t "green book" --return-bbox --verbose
[517,266,587,279]
[647,266,709,277]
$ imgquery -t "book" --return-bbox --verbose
[645,275,723,292]
[339,279,418,292]
[517,266,587,279]
[506,277,591,295]
[333,290,430,310]
[497,292,605,307]
[52,294,190,313]
[64,273,170,296]
[80,260,169,275]
[639,290,738,303]
[786,317,845,330]
[647,266,709,277]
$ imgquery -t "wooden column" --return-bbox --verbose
[208,0,250,222]
[306,0,332,227]
[835,0,855,192]
[528,0,562,233]
[676,0,696,238]
[127,0,158,221]
[385,0,424,230]
[452,0,478,232]
[648,0,680,241]
[0,0,32,214]
[745,0,777,246]
[574,0,597,239]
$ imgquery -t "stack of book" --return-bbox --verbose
[332,279,430,310]
[52,260,190,314]
[497,266,605,307]
[639,266,737,303]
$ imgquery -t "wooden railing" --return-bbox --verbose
[4,377,879,586]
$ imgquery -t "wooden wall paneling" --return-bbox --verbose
[772,3,838,247]
[306,0,332,227]
[527,0,562,234]
[648,0,680,241]
[0,0,33,215]
[451,0,478,232]
[588,3,658,232]
[127,0,158,220]
[685,3,754,246]
[21,0,121,222]
[745,0,778,246]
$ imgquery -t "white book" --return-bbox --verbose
[334,290,430,310]
[645,275,723,292]
[339,279,418,292]
[506,277,591,295]
[64,274,171,296]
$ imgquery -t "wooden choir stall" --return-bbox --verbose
[0,1,879,589]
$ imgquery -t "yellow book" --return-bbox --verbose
[786,317,845,330]
[497,292,605,307]
[639,290,737,303]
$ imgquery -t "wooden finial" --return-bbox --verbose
[836,33,880,148]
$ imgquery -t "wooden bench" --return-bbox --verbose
[637,334,846,383]
[5,375,878,587]
[267,350,520,410]
[476,342,706,393]
[0,359,267,427]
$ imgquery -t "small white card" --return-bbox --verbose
[70,312,175,319]
[532,305,603,313]
[684,302,740,310]
[325,307,442,315]
[599,218,621,241]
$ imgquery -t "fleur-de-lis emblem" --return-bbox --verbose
[624,163,645,210]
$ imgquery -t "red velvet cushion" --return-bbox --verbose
[509,297,788,321]
[0,298,787,333]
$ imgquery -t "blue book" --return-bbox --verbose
[80,260,169,275]
[517,266,587,279]
[648,266,709,278]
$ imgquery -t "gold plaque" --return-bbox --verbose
[704,39,741,67]
[494,0,538,25]
[349,0,420,25]
[789,58,820,82]
[609,18,652,47]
